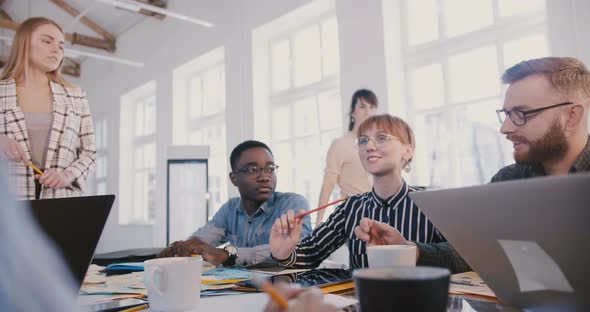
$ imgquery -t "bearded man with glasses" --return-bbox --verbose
[353,57,590,274]
[159,140,312,267]
[492,57,590,180]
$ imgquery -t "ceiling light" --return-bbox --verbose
[97,0,214,28]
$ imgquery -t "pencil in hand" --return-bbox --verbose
[28,162,44,175]
[252,276,289,310]
[295,197,347,219]
[119,303,148,312]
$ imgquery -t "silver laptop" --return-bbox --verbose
[409,173,589,310]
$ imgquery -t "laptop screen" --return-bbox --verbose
[28,195,114,289]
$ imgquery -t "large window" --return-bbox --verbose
[94,117,108,195]
[119,81,157,224]
[173,47,227,214]
[396,0,548,188]
[253,0,342,218]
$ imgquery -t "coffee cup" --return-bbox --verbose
[144,256,203,311]
[367,244,417,268]
[354,266,450,312]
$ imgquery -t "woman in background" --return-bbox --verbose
[0,17,96,199]
[316,89,378,226]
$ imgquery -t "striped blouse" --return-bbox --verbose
[276,180,444,269]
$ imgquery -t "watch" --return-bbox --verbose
[223,244,238,267]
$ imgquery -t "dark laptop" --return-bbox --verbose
[28,195,115,290]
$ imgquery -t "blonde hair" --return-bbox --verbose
[357,114,416,163]
[0,17,71,86]
[502,57,590,103]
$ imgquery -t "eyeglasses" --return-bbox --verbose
[496,102,574,126]
[233,165,279,177]
[355,134,400,148]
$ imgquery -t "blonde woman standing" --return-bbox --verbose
[0,17,96,199]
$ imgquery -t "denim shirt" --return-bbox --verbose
[191,192,312,266]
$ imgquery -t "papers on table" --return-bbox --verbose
[79,264,356,307]
[449,271,496,298]
[81,272,147,296]
[202,267,263,280]
[200,267,271,295]
[84,265,107,285]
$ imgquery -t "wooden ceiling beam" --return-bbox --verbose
[0,18,116,51]
[134,0,166,20]
[61,57,80,77]
[0,18,18,31]
[49,0,115,41]
[0,9,13,21]
[66,32,115,51]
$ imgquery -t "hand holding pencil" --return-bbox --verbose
[295,197,347,219]
[30,165,74,190]
[270,198,348,260]
[270,209,305,260]
[262,282,337,312]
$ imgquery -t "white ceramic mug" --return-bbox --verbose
[144,256,203,312]
[367,245,417,268]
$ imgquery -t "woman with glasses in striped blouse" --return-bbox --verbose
[269,114,457,271]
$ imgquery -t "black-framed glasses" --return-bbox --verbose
[496,102,574,126]
[233,164,279,177]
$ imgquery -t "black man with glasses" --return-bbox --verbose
[160,140,312,267]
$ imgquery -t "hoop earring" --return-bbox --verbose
[404,162,411,173]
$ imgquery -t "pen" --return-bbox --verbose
[295,197,347,219]
[28,162,44,175]
[252,276,289,310]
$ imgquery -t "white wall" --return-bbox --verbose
[547,0,590,63]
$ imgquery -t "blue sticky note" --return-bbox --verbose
[105,262,145,271]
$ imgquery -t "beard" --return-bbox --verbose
[512,120,568,165]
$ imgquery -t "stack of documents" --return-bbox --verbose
[449,271,496,298]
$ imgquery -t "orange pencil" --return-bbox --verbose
[28,162,44,175]
[252,276,289,310]
[295,197,347,219]
[120,303,148,312]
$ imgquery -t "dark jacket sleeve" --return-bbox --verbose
[415,241,472,274]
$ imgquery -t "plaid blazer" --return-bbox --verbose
[0,79,96,199]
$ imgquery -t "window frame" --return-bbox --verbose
[398,0,548,188]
